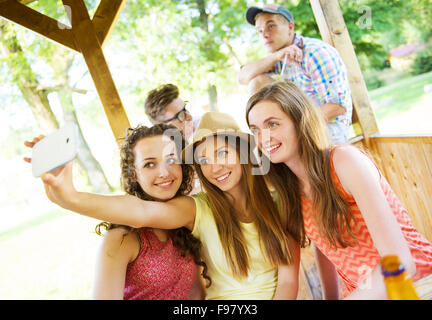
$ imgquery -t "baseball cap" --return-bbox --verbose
[246,3,294,26]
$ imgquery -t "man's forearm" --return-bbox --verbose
[320,102,347,122]
[238,53,278,85]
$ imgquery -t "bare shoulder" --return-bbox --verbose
[332,145,363,164]
[100,227,140,261]
[332,145,376,172]
[332,146,380,191]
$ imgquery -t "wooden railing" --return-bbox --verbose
[353,135,432,242]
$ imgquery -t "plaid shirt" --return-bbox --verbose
[268,34,352,124]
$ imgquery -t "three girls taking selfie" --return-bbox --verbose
[26,124,208,300]
[26,112,300,300]
[27,81,432,299]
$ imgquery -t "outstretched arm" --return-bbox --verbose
[24,138,196,230]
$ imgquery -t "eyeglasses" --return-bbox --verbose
[161,104,190,123]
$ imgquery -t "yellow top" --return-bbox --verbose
[191,192,278,300]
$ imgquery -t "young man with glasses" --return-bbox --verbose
[145,84,198,144]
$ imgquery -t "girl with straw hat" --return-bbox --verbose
[27,112,300,300]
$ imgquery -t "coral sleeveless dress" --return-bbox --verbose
[123,228,197,300]
[301,147,432,298]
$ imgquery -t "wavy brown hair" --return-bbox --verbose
[144,83,179,123]
[95,123,211,287]
[193,135,293,278]
[246,81,357,249]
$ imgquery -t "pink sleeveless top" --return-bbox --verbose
[301,147,432,298]
[123,228,197,300]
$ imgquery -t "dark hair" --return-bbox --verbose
[95,123,211,287]
[144,84,179,123]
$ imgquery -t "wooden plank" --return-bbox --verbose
[62,0,130,144]
[313,0,379,138]
[369,137,432,242]
[92,0,127,46]
[18,0,36,4]
[309,0,333,45]
[357,136,432,242]
[0,0,79,52]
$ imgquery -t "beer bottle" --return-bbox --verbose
[381,255,420,300]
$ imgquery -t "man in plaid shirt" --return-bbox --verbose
[238,4,352,144]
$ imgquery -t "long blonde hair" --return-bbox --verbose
[193,135,293,278]
[246,81,357,249]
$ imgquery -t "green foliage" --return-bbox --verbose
[112,0,251,103]
[410,46,432,75]
[364,70,386,90]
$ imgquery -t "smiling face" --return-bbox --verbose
[157,97,194,143]
[133,135,183,201]
[255,13,294,53]
[195,136,243,194]
[248,100,299,165]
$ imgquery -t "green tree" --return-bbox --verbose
[0,0,113,193]
[113,0,250,108]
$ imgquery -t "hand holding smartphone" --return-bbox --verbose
[30,123,78,177]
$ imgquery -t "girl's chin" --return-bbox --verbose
[263,152,285,164]
[151,192,177,201]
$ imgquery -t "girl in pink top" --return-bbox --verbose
[247,81,432,299]
[26,124,210,300]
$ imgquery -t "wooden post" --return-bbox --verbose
[309,0,379,139]
[92,0,127,47]
[62,0,130,145]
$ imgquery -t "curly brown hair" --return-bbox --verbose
[95,123,211,287]
[144,84,179,123]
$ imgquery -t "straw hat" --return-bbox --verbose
[182,112,255,163]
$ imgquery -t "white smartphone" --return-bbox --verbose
[31,122,78,177]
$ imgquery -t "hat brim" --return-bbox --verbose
[182,131,256,165]
[246,6,281,25]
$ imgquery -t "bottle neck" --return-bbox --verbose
[382,265,405,277]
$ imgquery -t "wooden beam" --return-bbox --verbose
[0,0,79,52]
[62,0,130,145]
[310,0,379,138]
[309,0,333,45]
[309,0,362,138]
[92,0,127,46]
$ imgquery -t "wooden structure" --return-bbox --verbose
[1,0,431,300]
[0,0,130,145]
